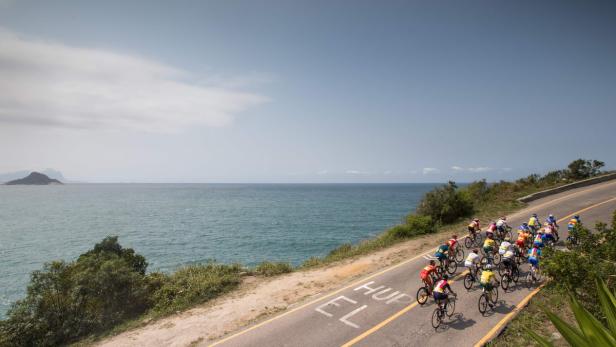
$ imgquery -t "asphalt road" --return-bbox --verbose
[210,180,616,347]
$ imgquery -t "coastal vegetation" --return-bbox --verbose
[0,158,607,346]
[491,211,616,346]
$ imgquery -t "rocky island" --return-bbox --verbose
[5,172,63,185]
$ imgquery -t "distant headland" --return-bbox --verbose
[5,172,63,185]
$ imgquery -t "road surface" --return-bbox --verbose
[210,180,616,347]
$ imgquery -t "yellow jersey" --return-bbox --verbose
[480,270,494,284]
[483,239,495,248]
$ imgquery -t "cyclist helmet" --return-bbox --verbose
[500,216,506,220]
[443,274,449,280]
[485,264,493,270]
[504,237,511,242]
[532,213,538,217]
[474,218,479,222]
[549,214,554,218]
[452,235,458,239]
[574,215,580,220]
[473,249,479,254]
[523,222,528,226]
[429,260,436,266]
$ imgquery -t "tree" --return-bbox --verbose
[567,159,605,180]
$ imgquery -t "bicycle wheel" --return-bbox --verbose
[501,275,510,291]
[512,267,520,283]
[480,256,490,270]
[478,294,489,315]
[497,262,507,276]
[493,253,501,265]
[464,237,473,249]
[447,260,458,274]
[431,308,442,329]
[526,272,533,288]
[446,298,456,317]
[455,248,465,263]
[463,273,474,290]
[491,286,499,304]
[416,287,429,305]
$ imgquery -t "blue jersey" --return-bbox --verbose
[546,216,556,224]
[528,247,542,259]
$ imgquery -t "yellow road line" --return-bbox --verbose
[340,196,616,347]
[209,182,616,347]
[341,270,468,347]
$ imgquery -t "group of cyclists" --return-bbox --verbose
[419,213,582,326]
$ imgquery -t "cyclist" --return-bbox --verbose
[447,235,459,256]
[420,260,438,289]
[529,213,542,233]
[528,246,542,280]
[516,226,531,254]
[433,274,457,310]
[499,237,513,257]
[486,221,497,239]
[546,214,559,229]
[568,215,581,232]
[464,249,481,280]
[434,243,450,267]
[480,264,497,306]
[501,244,517,274]
[542,224,556,244]
[567,215,581,244]
[483,234,496,257]
[533,230,544,248]
[496,216,508,231]
[468,218,481,238]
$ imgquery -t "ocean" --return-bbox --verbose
[0,183,436,318]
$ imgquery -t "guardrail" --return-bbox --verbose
[517,172,616,203]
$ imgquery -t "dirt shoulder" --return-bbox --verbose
[94,228,454,347]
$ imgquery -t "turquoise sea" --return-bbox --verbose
[0,183,436,318]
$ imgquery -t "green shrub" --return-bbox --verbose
[301,257,323,268]
[152,263,243,314]
[0,237,153,346]
[416,181,474,224]
[253,261,294,277]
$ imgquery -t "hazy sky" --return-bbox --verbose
[0,0,614,183]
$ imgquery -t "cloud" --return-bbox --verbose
[0,29,267,132]
[422,167,440,175]
[345,170,361,175]
[451,166,493,173]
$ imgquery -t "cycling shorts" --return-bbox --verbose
[483,246,493,254]
[529,257,539,267]
[516,240,525,248]
[480,282,493,291]
[435,253,447,261]
[433,292,447,301]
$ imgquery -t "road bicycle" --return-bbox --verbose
[480,253,500,269]
[436,258,457,276]
[499,263,520,291]
[448,246,465,263]
[478,281,500,315]
[464,231,483,248]
[431,294,456,329]
[416,274,439,305]
[463,264,480,290]
[526,265,543,288]
[495,225,513,242]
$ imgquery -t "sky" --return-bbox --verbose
[0,0,614,183]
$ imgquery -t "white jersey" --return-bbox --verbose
[464,252,480,267]
[496,219,506,227]
[499,241,512,255]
